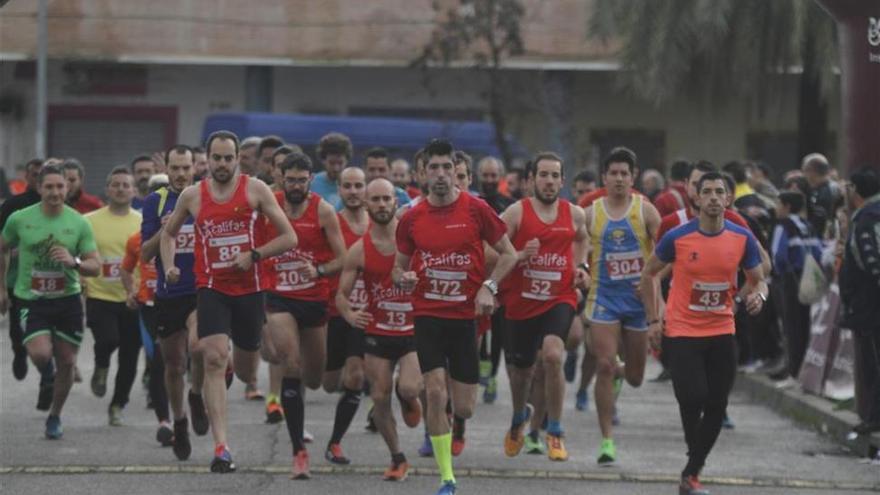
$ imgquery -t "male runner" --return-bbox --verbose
[83,166,143,426]
[337,178,423,481]
[0,164,101,439]
[160,130,297,472]
[141,145,208,461]
[311,133,352,207]
[501,152,589,462]
[394,139,517,495]
[323,166,370,464]
[641,171,766,495]
[260,152,346,479]
[583,147,661,465]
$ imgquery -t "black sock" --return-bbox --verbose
[281,377,305,453]
[329,387,361,445]
[453,415,466,440]
[38,360,55,385]
[391,452,406,466]
[445,399,453,416]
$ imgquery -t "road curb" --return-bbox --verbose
[736,372,880,458]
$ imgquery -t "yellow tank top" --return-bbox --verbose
[589,194,653,293]
[84,207,143,302]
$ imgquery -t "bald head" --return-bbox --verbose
[339,166,366,210]
[366,178,396,225]
[478,156,504,196]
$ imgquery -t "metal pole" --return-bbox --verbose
[35,0,48,158]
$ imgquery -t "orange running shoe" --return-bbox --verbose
[451,436,465,457]
[291,449,310,480]
[546,434,569,461]
[382,460,410,481]
[265,399,284,424]
[324,442,351,465]
[504,404,533,457]
[399,395,422,428]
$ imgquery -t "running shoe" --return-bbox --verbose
[303,429,314,443]
[156,422,174,447]
[172,418,192,461]
[721,414,735,430]
[523,430,546,455]
[650,368,672,382]
[478,359,491,386]
[575,389,589,411]
[597,438,616,466]
[383,460,410,481]
[418,431,434,457]
[244,383,264,401]
[435,480,457,495]
[504,403,533,457]
[483,376,497,404]
[324,442,351,465]
[36,382,53,411]
[365,404,378,432]
[44,415,62,440]
[399,395,422,428]
[91,367,108,398]
[12,349,27,381]
[563,350,578,383]
[291,449,310,480]
[188,391,209,435]
[679,475,710,495]
[210,444,236,473]
[265,398,284,424]
[108,404,124,426]
[546,433,568,461]
[451,436,465,457]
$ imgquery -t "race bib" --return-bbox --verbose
[208,234,250,271]
[146,279,157,290]
[275,260,315,292]
[349,278,368,309]
[375,300,413,332]
[102,257,122,281]
[605,251,643,281]
[424,268,466,302]
[688,281,731,312]
[521,269,562,301]
[31,270,66,296]
[176,225,195,254]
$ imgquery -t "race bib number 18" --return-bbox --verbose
[31,270,66,296]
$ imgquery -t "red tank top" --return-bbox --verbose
[328,212,368,317]
[396,192,507,320]
[194,175,261,295]
[506,198,577,320]
[262,192,332,301]
[362,231,414,337]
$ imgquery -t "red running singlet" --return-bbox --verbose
[328,213,367,317]
[362,231,414,337]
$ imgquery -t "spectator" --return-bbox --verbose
[476,156,513,214]
[62,158,104,213]
[801,153,841,239]
[722,160,757,200]
[839,167,880,435]
[749,161,780,203]
[238,136,262,176]
[8,164,27,196]
[653,160,691,217]
[769,191,822,388]
[572,170,597,202]
[639,168,665,201]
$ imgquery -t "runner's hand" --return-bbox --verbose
[397,271,418,292]
[303,263,319,280]
[0,291,8,315]
[125,293,139,310]
[648,321,663,352]
[574,268,590,289]
[233,251,253,272]
[165,266,181,285]
[49,246,75,267]
[475,286,497,316]
[347,309,372,329]
[745,292,764,316]
[523,238,540,258]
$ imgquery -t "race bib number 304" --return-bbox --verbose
[688,281,731,312]
[605,251,643,281]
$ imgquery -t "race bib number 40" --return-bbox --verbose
[605,251,643,281]
[424,268,466,302]
[349,278,368,309]
[688,281,731,312]
[31,270,66,296]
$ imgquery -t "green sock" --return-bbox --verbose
[430,433,455,483]
[265,393,278,405]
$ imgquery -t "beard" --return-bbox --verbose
[535,189,558,205]
[211,167,233,184]
[368,209,393,225]
[285,188,308,205]
[480,181,499,196]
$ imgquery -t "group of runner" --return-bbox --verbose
[1,131,768,495]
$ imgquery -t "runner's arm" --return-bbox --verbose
[640,254,668,325]
[582,205,593,261]
[643,201,662,248]
[317,200,346,276]
[485,234,517,285]
[74,249,101,277]
[159,186,194,275]
[742,264,769,315]
[254,180,298,259]
[0,235,11,313]
[335,241,370,329]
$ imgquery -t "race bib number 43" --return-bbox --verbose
[688,281,731,312]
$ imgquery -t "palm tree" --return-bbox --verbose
[589,0,837,165]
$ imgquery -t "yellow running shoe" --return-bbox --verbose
[503,404,533,457]
[546,434,568,461]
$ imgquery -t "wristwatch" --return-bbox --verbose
[317,264,326,277]
[250,250,262,263]
[482,279,498,296]
[73,256,82,269]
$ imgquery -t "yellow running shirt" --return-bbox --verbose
[84,206,142,302]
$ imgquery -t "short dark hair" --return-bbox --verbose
[602,147,637,173]
[528,151,564,178]
[129,154,155,170]
[413,148,427,171]
[365,147,389,162]
[424,139,455,159]
[721,172,736,194]
[574,170,596,184]
[690,160,717,177]
[25,158,43,170]
[106,165,133,185]
[850,166,880,199]
[722,161,748,184]
[165,144,193,165]
[280,152,314,175]
[38,164,64,184]
[191,146,206,154]
[669,160,691,182]
[453,150,472,168]
[696,171,728,194]
[785,176,810,197]
[62,158,85,179]
[778,191,805,214]
[205,130,240,155]
[755,161,772,177]
[317,132,353,160]
[258,135,284,157]
[272,145,301,164]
